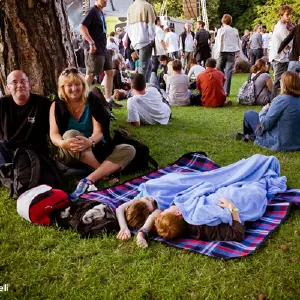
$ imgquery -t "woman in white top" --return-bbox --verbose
[167,60,190,106]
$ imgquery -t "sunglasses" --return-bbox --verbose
[61,67,80,76]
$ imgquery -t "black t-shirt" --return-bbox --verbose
[195,29,210,47]
[0,94,51,153]
[118,33,124,50]
[81,5,107,55]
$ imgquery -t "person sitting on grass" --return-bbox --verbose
[166,60,190,106]
[128,52,139,74]
[49,68,135,201]
[233,71,300,151]
[187,58,205,80]
[157,55,174,90]
[127,73,171,126]
[196,58,232,107]
[112,59,130,91]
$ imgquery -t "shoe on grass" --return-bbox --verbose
[223,100,233,107]
[232,132,249,142]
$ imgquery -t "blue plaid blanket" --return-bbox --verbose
[81,152,300,259]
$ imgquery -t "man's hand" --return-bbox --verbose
[89,44,97,54]
[136,232,148,248]
[217,197,233,209]
[117,229,131,240]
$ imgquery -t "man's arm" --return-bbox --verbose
[278,26,295,53]
[127,98,141,126]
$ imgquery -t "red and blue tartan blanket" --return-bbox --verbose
[81,152,300,259]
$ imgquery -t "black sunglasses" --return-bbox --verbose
[61,67,79,76]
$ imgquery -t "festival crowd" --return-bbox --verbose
[0,0,300,247]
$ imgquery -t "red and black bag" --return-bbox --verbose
[17,185,70,225]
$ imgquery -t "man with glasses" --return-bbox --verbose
[0,70,51,164]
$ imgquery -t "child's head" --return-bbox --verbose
[154,206,187,239]
[131,52,139,62]
[189,57,197,66]
[172,59,182,72]
[125,197,156,228]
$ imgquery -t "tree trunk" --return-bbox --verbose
[0,0,77,96]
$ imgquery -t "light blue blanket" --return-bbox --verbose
[137,154,287,226]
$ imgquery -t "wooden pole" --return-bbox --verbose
[28,0,33,8]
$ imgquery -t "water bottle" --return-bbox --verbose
[69,178,88,202]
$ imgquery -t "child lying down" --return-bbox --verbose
[116,154,287,248]
[116,196,245,248]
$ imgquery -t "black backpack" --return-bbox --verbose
[0,148,62,199]
[112,129,158,173]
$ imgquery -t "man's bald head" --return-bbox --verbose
[185,23,191,32]
[6,70,31,105]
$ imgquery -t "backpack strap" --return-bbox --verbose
[11,148,41,198]
[148,155,158,169]
[251,71,266,82]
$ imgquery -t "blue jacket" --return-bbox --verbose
[255,94,300,151]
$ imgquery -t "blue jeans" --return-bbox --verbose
[217,52,235,96]
[271,61,288,99]
[288,61,300,74]
[243,110,259,139]
[136,43,153,83]
[151,56,160,74]
[250,48,263,66]
[169,51,179,59]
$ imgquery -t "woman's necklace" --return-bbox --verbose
[68,103,83,113]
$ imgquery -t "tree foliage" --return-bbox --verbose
[150,0,299,33]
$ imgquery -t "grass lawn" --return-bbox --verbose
[1,73,300,299]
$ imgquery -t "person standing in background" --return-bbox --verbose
[269,5,293,99]
[214,14,241,96]
[127,0,156,83]
[179,23,195,72]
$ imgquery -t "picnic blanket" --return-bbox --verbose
[81,152,300,259]
[136,154,287,226]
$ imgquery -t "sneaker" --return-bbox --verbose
[232,132,249,142]
[69,178,97,202]
[223,100,233,107]
[110,101,123,109]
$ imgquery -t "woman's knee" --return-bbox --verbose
[244,110,258,120]
[62,129,83,140]
[117,144,136,162]
[106,144,136,169]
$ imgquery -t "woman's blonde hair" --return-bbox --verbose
[58,68,88,104]
[281,71,300,97]
[253,24,261,32]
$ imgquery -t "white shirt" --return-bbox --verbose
[269,21,292,63]
[188,65,205,79]
[127,87,171,125]
[165,32,179,53]
[262,33,269,49]
[153,26,165,56]
[213,26,240,58]
[179,32,194,52]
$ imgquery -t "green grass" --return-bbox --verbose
[1,73,300,299]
